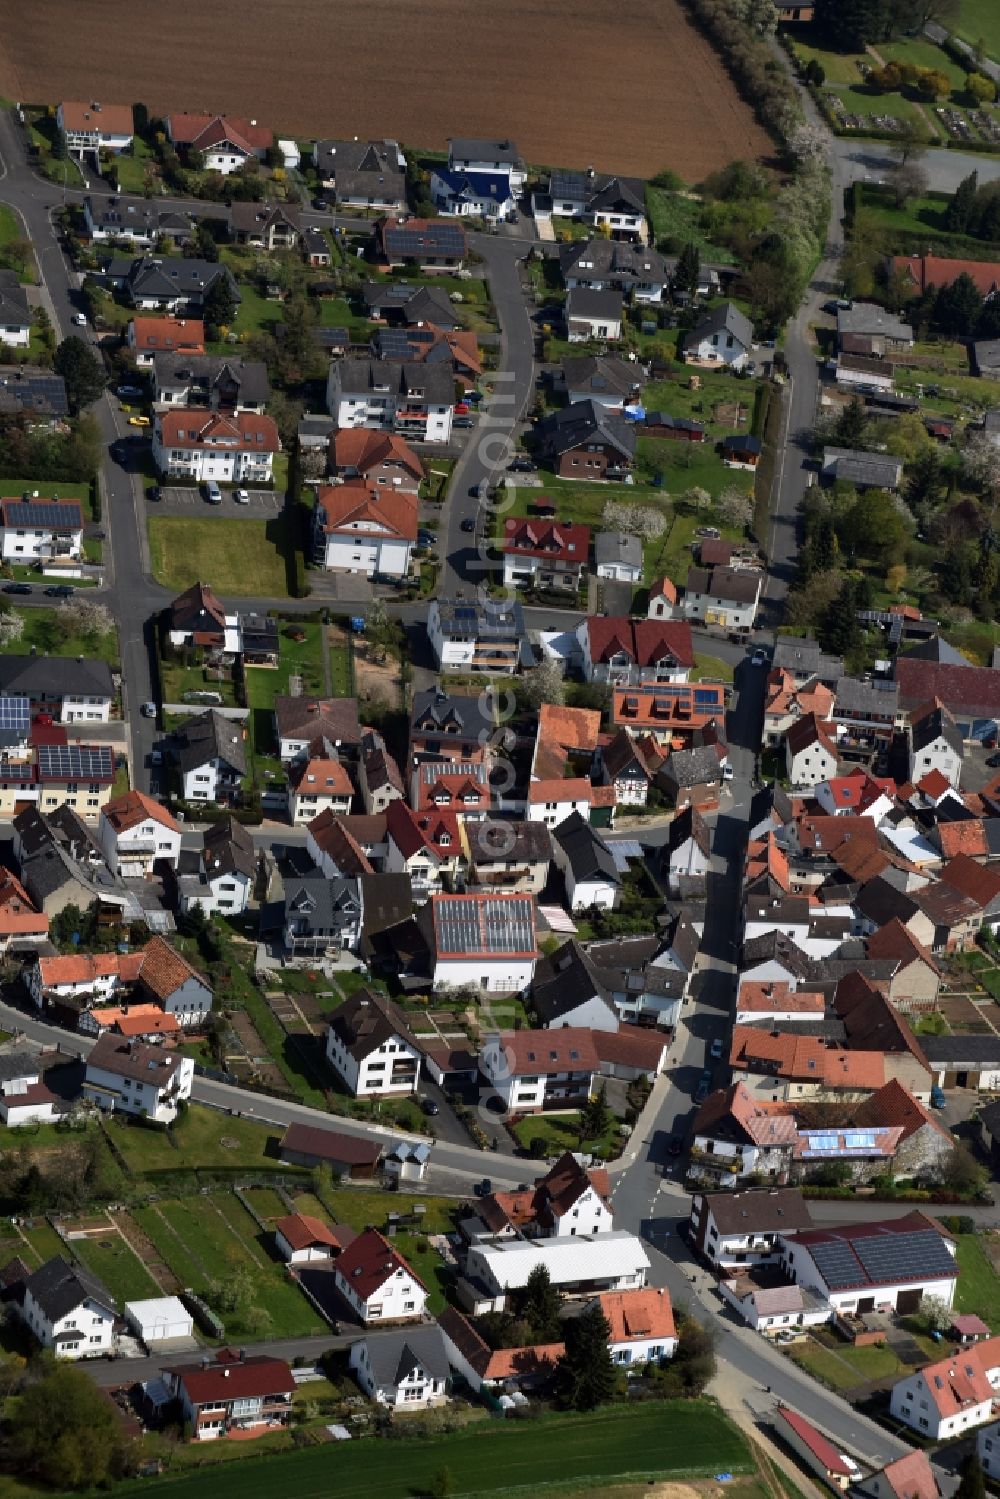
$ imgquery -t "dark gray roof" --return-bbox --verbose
[229,201,300,236]
[565,287,624,323]
[834,676,899,718]
[0,1049,43,1083]
[466,818,552,868]
[327,987,416,1061]
[411,687,496,745]
[911,704,963,757]
[432,598,524,642]
[152,353,270,406]
[560,239,669,289]
[690,301,753,351]
[0,271,29,329]
[553,810,620,886]
[664,742,724,788]
[741,930,814,979]
[595,531,642,570]
[357,1324,450,1388]
[359,872,413,935]
[0,367,68,417]
[450,137,522,167]
[838,303,912,341]
[0,655,114,701]
[24,1255,114,1321]
[685,565,761,605]
[113,256,239,307]
[921,1035,1000,1066]
[541,399,636,461]
[175,709,247,777]
[329,357,455,406]
[284,875,360,937]
[86,194,189,237]
[703,1188,813,1236]
[532,938,612,1023]
[561,355,644,400]
[822,447,903,489]
[899,635,968,666]
[362,283,460,329]
[771,639,844,684]
[201,816,256,881]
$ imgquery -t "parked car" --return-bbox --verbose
[71,313,87,326]
[147,486,160,502]
[460,517,476,533]
[710,1038,724,1060]
[453,416,474,429]
[128,415,150,428]
[693,1078,711,1105]
[141,702,157,718]
[667,1135,683,1156]
[722,764,734,782]
[117,385,143,399]
[694,526,721,539]
[203,482,223,505]
[474,1178,493,1198]
[421,1097,440,1116]
[2,582,31,595]
[930,1085,947,1110]
[986,752,1000,769]
[44,585,74,598]
[750,648,767,667]
[508,457,537,473]
[234,489,250,505]
[150,749,163,766]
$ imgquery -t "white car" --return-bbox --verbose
[72,313,87,326]
[722,763,735,782]
[141,702,157,719]
[750,648,767,667]
[234,488,250,505]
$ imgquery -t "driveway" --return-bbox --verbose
[152,487,283,518]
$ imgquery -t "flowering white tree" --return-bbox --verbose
[601,501,667,539]
[0,610,25,646]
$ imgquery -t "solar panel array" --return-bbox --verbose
[0,697,30,736]
[0,500,82,529]
[807,1238,862,1291]
[375,329,413,359]
[809,1228,956,1291]
[385,223,466,255]
[37,743,113,780]
[434,895,534,955]
[0,759,33,782]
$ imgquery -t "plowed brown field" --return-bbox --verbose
[0,0,770,181]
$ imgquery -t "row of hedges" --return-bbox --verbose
[684,0,802,143]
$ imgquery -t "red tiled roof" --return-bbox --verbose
[168,113,271,154]
[38,951,144,987]
[940,851,1000,910]
[384,798,444,862]
[493,1026,599,1077]
[335,1227,425,1299]
[60,101,134,135]
[157,409,279,454]
[130,316,205,355]
[503,517,590,565]
[786,711,838,759]
[175,1353,294,1407]
[776,1407,855,1477]
[294,758,354,799]
[894,254,1000,299]
[912,1339,999,1419]
[330,428,423,483]
[937,820,987,860]
[875,1450,940,1499]
[649,576,678,603]
[102,789,180,835]
[274,1213,347,1252]
[538,703,602,753]
[597,1288,676,1344]
[736,981,825,1014]
[730,1025,886,1089]
[897,659,1000,718]
[917,768,951,801]
[89,1005,180,1037]
[584,616,694,669]
[314,482,418,542]
[0,868,47,937]
[852,1078,950,1142]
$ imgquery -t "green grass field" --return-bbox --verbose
[789,35,868,84]
[955,1235,1000,1324]
[957,0,1000,62]
[105,1104,285,1177]
[511,1112,622,1159]
[878,37,970,90]
[0,606,119,666]
[71,1230,162,1302]
[148,516,299,596]
[0,203,34,283]
[114,1403,752,1499]
[828,84,932,134]
[644,188,735,259]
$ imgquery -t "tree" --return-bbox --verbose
[0,610,24,646]
[57,596,114,641]
[943,1142,989,1198]
[193,220,220,262]
[717,486,754,530]
[945,170,979,234]
[8,1362,127,1490]
[833,396,869,450]
[52,336,106,415]
[580,1083,612,1142]
[915,68,951,100]
[957,1455,987,1499]
[904,446,943,515]
[554,1303,617,1411]
[274,294,321,384]
[514,1264,563,1342]
[203,272,238,333]
[365,598,397,664]
[427,1467,455,1499]
[887,161,927,209]
[679,486,713,513]
[519,658,566,711]
[0,237,32,279]
[933,272,984,336]
[883,411,933,465]
[967,72,997,105]
[803,58,826,87]
[917,1294,954,1334]
[674,242,701,300]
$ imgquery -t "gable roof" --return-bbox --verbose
[130,316,205,355]
[553,810,620,886]
[703,1187,813,1236]
[60,101,134,136]
[596,1287,676,1344]
[274,1213,349,1253]
[102,790,180,836]
[359,1324,451,1388]
[156,409,278,454]
[871,1450,940,1499]
[327,988,416,1062]
[792,1212,956,1292]
[330,427,424,482]
[137,935,210,1002]
[428,892,537,959]
[169,580,227,637]
[274,695,361,745]
[168,112,271,154]
[690,301,753,350]
[314,482,418,542]
[541,400,637,461]
[336,1227,426,1298]
[775,1408,855,1478]
[24,1255,114,1322]
[175,709,247,777]
[173,1352,294,1405]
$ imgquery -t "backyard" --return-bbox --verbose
[148,516,301,596]
[0,605,119,666]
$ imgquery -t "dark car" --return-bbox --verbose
[987,752,1000,769]
[2,582,31,595]
[453,416,474,429]
[421,1097,440,1117]
[148,485,160,502]
[460,517,476,533]
[667,1135,683,1157]
[508,457,537,473]
[693,1079,711,1105]
[45,585,74,598]
[474,1178,493,1198]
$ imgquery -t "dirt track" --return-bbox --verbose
[0,0,770,180]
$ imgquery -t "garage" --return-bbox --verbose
[125,1296,195,1347]
[896,1289,922,1316]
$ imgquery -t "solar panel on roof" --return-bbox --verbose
[376,329,412,358]
[854,1230,955,1285]
[0,697,29,733]
[0,759,33,782]
[387,225,466,254]
[808,1239,862,1291]
[694,689,720,705]
[37,743,113,779]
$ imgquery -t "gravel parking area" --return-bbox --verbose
[152,487,283,518]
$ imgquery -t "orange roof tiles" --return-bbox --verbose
[136,936,208,1002]
[102,789,180,835]
[60,101,134,136]
[538,703,602,753]
[894,254,1000,299]
[737,981,825,1014]
[295,758,354,799]
[330,428,423,483]
[493,1027,599,1077]
[168,112,271,154]
[875,1450,940,1499]
[130,317,205,355]
[597,1288,676,1345]
[88,1004,180,1037]
[314,481,418,541]
[0,869,46,938]
[274,1213,347,1252]
[917,768,952,801]
[39,950,145,988]
[730,1025,886,1090]
[157,409,279,454]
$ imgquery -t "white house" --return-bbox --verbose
[350,1326,450,1408]
[686,303,753,371]
[0,654,114,726]
[289,757,355,825]
[426,597,523,676]
[124,1296,194,1347]
[333,1229,428,1324]
[430,168,518,222]
[19,1257,116,1359]
[449,137,527,190]
[480,1026,599,1114]
[325,989,421,1098]
[422,892,538,993]
[0,495,84,563]
[0,1050,58,1126]
[909,703,963,790]
[547,170,647,238]
[595,1289,678,1367]
[162,1352,294,1441]
[681,565,762,636]
[152,410,279,484]
[594,531,643,584]
[857,1452,941,1499]
[719,1279,832,1334]
[97,790,182,877]
[273,1213,348,1265]
[551,812,620,912]
[566,288,624,343]
[464,1232,649,1309]
[689,1188,814,1270]
[312,483,417,580]
[177,818,256,918]
[165,113,271,175]
[327,359,454,445]
[777,1214,958,1316]
[0,272,31,350]
[774,1407,862,1492]
[57,101,134,154]
[175,710,247,804]
[785,714,839,790]
[83,1033,194,1124]
[890,1337,1000,1441]
[979,1420,1000,1484]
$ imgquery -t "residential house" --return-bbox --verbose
[0,1049,58,1126]
[0,367,68,419]
[595,531,643,583]
[464,819,552,895]
[611,681,726,742]
[867,920,941,1014]
[502,517,590,593]
[685,304,753,370]
[777,1213,958,1315]
[152,410,279,483]
[909,701,964,788]
[311,482,417,579]
[551,811,620,911]
[420,891,537,992]
[774,1408,862,1491]
[763,670,835,748]
[689,1188,814,1269]
[929,1037,1000,1093]
[359,730,405,815]
[785,714,839,789]
[410,758,488,818]
[682,565,762,635]
[314,139,407,211]
[151,354,270,413]
[384,799,452,899]
[410,687,496,763]
[600,729,659,806]
[0,273,30,349]
[530,940,620,1033]
[83,1033,193,1123]
[857,1452,941,1499]
[110,257,239,315]
[363,282,461,328]
[431,166,517,221]
[0,869,47,954]
[166,113,271,174]
[658,740,727,809]
[377,218,467,273]
[463,1231,649,1310]
[283,875,361,957]
[57,101,133,154]
[470,1153,614,1242]
[890,1338,1000,1440]
[333,1228,428,1323]
[438,1307,563,1393]
[175,817,256,918]
[82,195,190,247]
[480,1026,599,1113]
[427,597,525,675]
[895,658,1000,740]
[821,447,903,491]
[547,170,647,238]
[274,1213,353,1265]
[0,494,83,563]
[539,400,636,481]
[577,616,694,685]
[17,1257,115,1359]
[162,1351,294,1441]
[128,316,205,367]
[565,288,624,343]
[79,1005,180,1044]
[350,1326,450,1408]
[274,695,361,764]
[325,988,420,1097]
[166,580,229,651]
[720,1279,830,1334]
[229,202,300,250]
[664,805,712,895]
[305,809,380,879]
[278,1121,383,1178]
[97,790,182,877]
[561,354,645,409]
[0,655,113,725]
[837,303,913,348]
[327,358,455,444]
[288,758,354,825]
[329,428,423,494]
[597,1288,678,1367]
[560,241,670,304]
[175,710,247,804]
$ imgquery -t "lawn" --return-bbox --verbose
[0,605,119,666]
[114,137,157,195]
[954,1234,1000,1325]
[644,187,735,259]
[159,657,238,708]
[692,652,734,683]
[787,1341,861,1392]
[328,638,351,696]
[71,1229,162,1302]
[511,1111,622,1160]
[105,1104,286,1179]
[148,516,299,596]
[113,1403,752,1499]
[958,0,1000,61]
[500,478,679,585]
[20,1220,67,1263]
[828,85,932,135]
[0,203,33,283]
[318,295,373,339]
[787,33,868,85]
[878,38,970,91]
